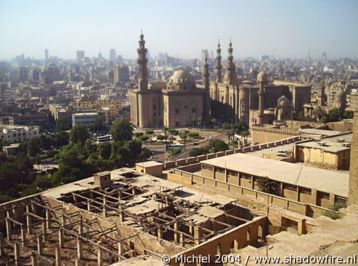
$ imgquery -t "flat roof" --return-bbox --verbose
[297,134,352,153]
[201,153,349,197]
[136,161,163,167]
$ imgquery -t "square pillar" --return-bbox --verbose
[58,229,64,248]
[14,242,20,266]
[5,216,11,241]
[102,198,107,217]
[194,226,201,245]
[55,246,61,266]
[26,205,32,234]
[157,227,162,239]
[234,239,239,252]
[329,193,336,208]
[311,189,318,205]
[87,199,91,212]
[37,235,43,256]
[20,225,26,246]
[45,209,50,229]
[97,242,103,266]
[31,254,37,266]
[118,242,123,257]
[173,222,179,242]
[179,233,184,247]
[298,219,307,235]
[42,221,47,242]
[78,219,83,235]
[76,236,82,260]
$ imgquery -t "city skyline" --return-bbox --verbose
[0,0,358,60]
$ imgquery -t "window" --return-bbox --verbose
[153,104,156,110]
[192,108,196,113]
[175,108,179,114]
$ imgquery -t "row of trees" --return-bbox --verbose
[0,119,150,203]
[52,119,150,184]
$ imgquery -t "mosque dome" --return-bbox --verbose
[257,70,268,83]
[167,68,196,91]
[277,95,290,108]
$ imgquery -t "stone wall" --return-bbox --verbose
[168,169,340,218]
[169,217,267,266]
[163,136,301,170]
[251,126,299,144]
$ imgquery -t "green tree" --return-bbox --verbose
[54,131,69,147]
[98,142,112,160]
[56,118,71,131]
[208,139,229,152]
[189,146,210,156]
[343,110,354,119]
[70,125,90,145]
[27,138,41,157]
[324,108,342,123]
[111,119,133,141]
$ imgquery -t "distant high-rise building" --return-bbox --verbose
[201,49,209,65]
[76,50,85,61]
[18,67,29,82]
[114,65,130,86]
[109,49,116,62]
[45,49,49,62]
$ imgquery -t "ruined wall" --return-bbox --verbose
[169,217,267,266]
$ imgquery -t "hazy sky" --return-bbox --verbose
[0,0,357,60]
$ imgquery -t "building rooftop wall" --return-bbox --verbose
[297,133,352,153]
[201,153,349,197]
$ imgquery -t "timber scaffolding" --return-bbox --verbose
[0,196,139,266]
[58,179,254,248]
[0,170,263,265]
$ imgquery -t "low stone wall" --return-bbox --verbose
[170,216,267,266]
[163,136,301,170]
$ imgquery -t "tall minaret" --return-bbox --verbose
[223,40,236,85]
[203,57,210,88]
[137,31,148,91]
[257,70,267,126]
[215,41,222,83]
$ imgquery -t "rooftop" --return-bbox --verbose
[201,153,349,197]
[297,133,352,153]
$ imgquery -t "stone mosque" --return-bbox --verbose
[130,33,312,129]
[129,33,210,128]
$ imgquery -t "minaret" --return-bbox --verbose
[203,57,210,88]
[215,41,222,83]
[257,70,267,126]
[223,40,236,85]
[137,31,148,91]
